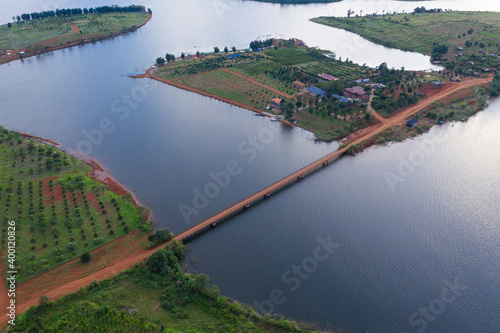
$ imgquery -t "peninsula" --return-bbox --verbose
[137,36,497,148]
[0,5,151,64]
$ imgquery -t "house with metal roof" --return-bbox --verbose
[406,118,418,128]
[306,86,327,98]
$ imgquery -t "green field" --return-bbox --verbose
[265,47,324,66]
[0,12,148,50]
[312,11,500,56]
[4,243,323,333]
[299,59,368,81]
[232,59,283,77]
[0,128,150,283]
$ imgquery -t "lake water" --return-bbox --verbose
[0,0,499,332]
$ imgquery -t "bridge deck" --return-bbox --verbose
[174,146,348,241]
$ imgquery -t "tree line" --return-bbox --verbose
[413,7,443,14]
[249,38,274,51]
[15,5,146,22]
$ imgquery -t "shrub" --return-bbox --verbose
[80,252,92,263]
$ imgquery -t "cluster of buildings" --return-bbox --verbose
[268,76,377,111]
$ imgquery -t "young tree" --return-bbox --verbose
[38,295,51,309]
[194,273,210,292]
[181,52,185,59]
[281,101,295,119]
[224,46,228,54]
[232,46,236,52]
[214,46,220,53]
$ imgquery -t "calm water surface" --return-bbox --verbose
[0,0,499,332]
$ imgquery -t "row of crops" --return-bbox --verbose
[15,16,71,33]
[302,60,366,81]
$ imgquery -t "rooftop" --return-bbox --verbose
[306,86,327,96]
[345,86,366,96]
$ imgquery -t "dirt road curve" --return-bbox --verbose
[0,75,492,329]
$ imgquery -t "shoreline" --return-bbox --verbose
[0,12,152,66]
[135,67,494,147]
[132,67,296,126]
[18,131,151,222]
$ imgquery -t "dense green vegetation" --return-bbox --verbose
[0,127,150,283]
[0,10,149,52]
[488,73,500,96]
[6,242,321,333]
[311,10,500,75]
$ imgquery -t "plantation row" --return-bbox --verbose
[11,17,71,33]
[0,127,148,283]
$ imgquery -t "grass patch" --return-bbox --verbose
[265,47,323,66]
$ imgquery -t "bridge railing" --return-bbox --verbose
[174,147,347,239]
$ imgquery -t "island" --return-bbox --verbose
[0,5,152,64]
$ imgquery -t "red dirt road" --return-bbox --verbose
[0,75,492,330]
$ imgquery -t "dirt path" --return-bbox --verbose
[367,92,387,124]
[0,75,492,330]
[345,77,493,145]
[221,68,294,98]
